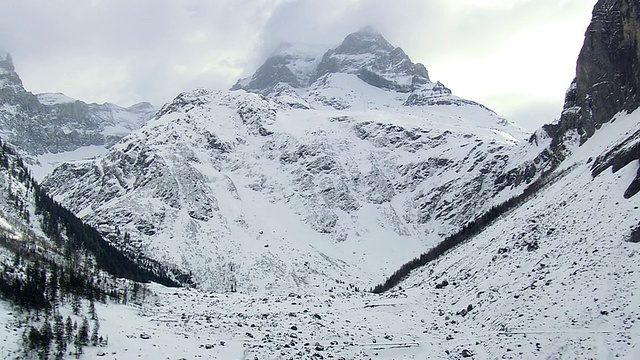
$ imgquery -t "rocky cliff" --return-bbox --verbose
[497,0,640,195]
[42,32,527,292]
[233,28,431,95]
[0,51,155,159]
[554,0,640,143]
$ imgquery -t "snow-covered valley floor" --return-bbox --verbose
[61,110,640,360]
[4,272,637,360]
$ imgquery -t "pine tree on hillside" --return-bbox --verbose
[39,320,52,360]
[53,314,66,360]
[78,317,89,346]
[47,267,59,305]
[64,316,73,343]
[88,300,97,320]
[71,293,81,315]
[73,333,82,359]
[90,318,99,346]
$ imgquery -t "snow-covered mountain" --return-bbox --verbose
[0,51,156,179]
[70,2,638,357]
[233,27,432,95]
[42,30,529,293]
[1,0,640,358]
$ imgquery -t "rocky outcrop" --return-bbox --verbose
[311,29,430,92]
[233,28,431,95]
[231,53,316,94]
[0,52,155,157]
[496,0,640,195]
[551,0,640,144]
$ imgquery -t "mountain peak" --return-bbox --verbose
[334,28,394,55]
[231,52,316,94]
[234,30,431,94]
[312,30,429,92]
[0,50,13,68]
[0,51,24,91]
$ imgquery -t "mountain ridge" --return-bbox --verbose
[233,29,432,95]
[0,53,156,165]
[42,33,528,292]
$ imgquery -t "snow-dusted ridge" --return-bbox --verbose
[3,0,640,358]
[233,28,433,95]
[0,53,156,175]
[43,65,528,293]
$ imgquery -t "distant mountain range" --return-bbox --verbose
[39,28,534,293]
[0,51,155,178]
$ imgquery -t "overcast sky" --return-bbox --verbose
[0,0,594,130]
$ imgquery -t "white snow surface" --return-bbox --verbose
[3,108,636,360]
[36,92,77,105]
[30,145,110,182]
[43,74,529,294]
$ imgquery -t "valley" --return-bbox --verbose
[0,0,639,359]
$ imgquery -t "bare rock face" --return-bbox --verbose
[498,0,640,195]
[231,54,313,94]
[566,0,640,199]
[0,52,29,94]
[549,0,640,144]
[0,52,155,157]
[312,29,430,92]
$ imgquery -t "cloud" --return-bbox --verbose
[0,0,280,105]
[0,0,595,129]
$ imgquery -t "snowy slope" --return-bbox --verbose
[384,108,640,359]
[43,69,527,293]
[22,109,636,360]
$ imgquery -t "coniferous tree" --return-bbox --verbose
[90,318,100,346]
[53,314,66,360]
[47,267,59,305]
[73,333,82,359]
[39,320,53,360]
[64,316,74,343]
[78,317,89,346]
[88,300,97,320]
[71,294,81,315]
[27,326,40,353]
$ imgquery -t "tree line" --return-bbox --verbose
[0,249,150,359]
[0,137,186,287]
[371,167,567,293]
[0,137,186,357]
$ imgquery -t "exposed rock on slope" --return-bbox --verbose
[312,29,430,92]
[233,28,431,95]
[555,0,640,143]
[498,0,640,193]
[43,31,527,292]
[0,51,155,158]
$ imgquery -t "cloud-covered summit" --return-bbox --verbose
[233,28,431,95]
[0,0,593,129]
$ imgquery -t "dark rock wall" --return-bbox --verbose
[499,0,640,193]
[549,0,640,144]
